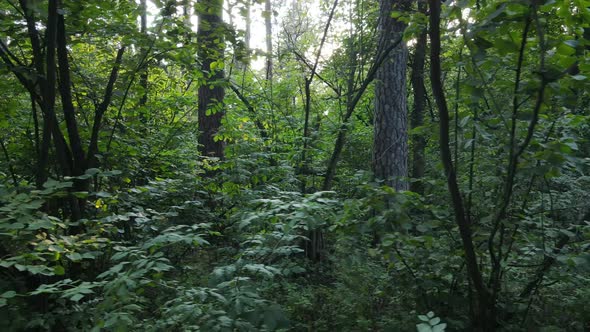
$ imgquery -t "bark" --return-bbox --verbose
[197,0,225,159]
[57,11,86,178]
[409,0,427,194]
[322,35,403,191]
[372,0,411,191]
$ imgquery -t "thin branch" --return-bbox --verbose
[229,81,270,140]
[322,35,404,190]
[291,49,340,95]
[87,46,126,167]
[0,138,18,188]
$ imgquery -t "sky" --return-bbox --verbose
[144,0,338,71]
[145,0,281,70]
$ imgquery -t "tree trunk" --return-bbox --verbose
[139,0,149,109]
[372,0,410,191]
[197,0,225,159]
[410,1,427,194]
[265,0,273,82]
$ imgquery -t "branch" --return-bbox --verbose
[106,20,166,155]
[309,0,339,80]
[0,40,40,102]
[19,0,43,75]
[229,81,269,139]
[0,138,18,188]
[322,35,403,190]
[87,46,125,166]
[291,48,340,96]
[488,5,549,296]
[519,235,569,299]
[300,0,339,193]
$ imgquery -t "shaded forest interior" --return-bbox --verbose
[0,0,589,331]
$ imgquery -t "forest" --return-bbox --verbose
[0,0,589,331]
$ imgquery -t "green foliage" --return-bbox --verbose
[0,0,589,330]
[416,311,446,332]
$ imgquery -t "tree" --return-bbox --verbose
[0,0,588,330]
[197,0,226,159]
[0,0,126,222]
[409,0,427,194]
[428,0,492,327]
[264,0,273,82]
[372,0,412,191]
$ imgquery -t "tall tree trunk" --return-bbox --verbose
[410,1,427,194]
[264,0,274,139]
[197,0,225,159]
[139,0,149,108]
[372,0,410,191]
[183,0,192,40]
[244,0,251,53]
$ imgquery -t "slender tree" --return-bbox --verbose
[428,0,493,328]
[410,0,427,194]
[138,0,149,108]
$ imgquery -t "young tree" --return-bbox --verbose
[0,0,125,221]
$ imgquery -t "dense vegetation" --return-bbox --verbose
[0,0,589,331]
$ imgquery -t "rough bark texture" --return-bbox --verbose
[197,0,225,159]
[322,36,403,191]
[373,0,411,191]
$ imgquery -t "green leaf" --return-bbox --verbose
[557,43,575,56]
[417,323,432,332]
[563,40,578,48]
[432,323,447,332]
[571,75,586,81]
[1,291,17,299]
[429,317,441,325]
[494,39,518,53]
[69,293,84,302]
[54,265,66,276]
[85,168,100,176]
[67,252,83,262]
